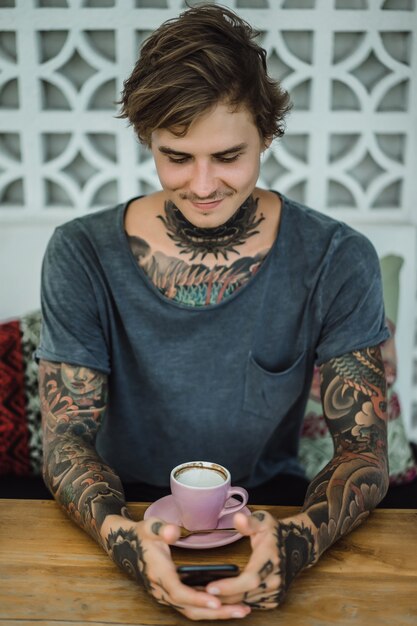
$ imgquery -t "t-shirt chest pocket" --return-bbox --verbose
[243,351,308,420]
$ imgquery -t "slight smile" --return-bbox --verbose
[190,199,224,210]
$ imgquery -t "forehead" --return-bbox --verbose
[151,103,261,152]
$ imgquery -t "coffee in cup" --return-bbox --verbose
[170,461,248,531]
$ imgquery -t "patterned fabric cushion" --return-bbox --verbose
[20,311,43,475]
[0,319,31,475]
[299,254,417,485]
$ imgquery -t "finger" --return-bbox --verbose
[214,576,278,606]
[206,569,260,598]
[233,510,269,537]
[150,577,222,613]
[178,602,251,621]
[141,516,181,545]
[242,585,284,610]
[233,512,254,536]
[163,579,233,612]
[207,515,279,598]
[207,556,280,598]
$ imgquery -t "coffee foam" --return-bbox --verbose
[175,466,226,487]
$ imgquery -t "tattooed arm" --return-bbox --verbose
[205,345,389,610]
[39,359,250,621]
[39,359,129,542]
[301,344,389,557]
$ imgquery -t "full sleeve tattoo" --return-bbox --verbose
[39,360,137,549]
[302,345,389,555]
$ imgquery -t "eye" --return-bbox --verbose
[217,154,241,163]
[167,156,190,164]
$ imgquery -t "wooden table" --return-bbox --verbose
[0,500,416,625]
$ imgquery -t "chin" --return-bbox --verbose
[189,213,229,229]
[177,201,241,229]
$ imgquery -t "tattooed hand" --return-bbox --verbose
[100,514,251,621]
[206,510,316,610]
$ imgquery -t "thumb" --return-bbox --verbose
[233,510,268,537]
[141,517,181,545]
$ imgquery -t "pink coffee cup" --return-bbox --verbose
[170,461,248,531]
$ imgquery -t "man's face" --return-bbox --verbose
[151,102,268,228]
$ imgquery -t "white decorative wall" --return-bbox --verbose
[1,0,416,438]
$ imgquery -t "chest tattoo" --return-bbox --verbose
[157,195,265,261]
[128,234,268,307]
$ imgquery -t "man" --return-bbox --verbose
[36,4,389,621]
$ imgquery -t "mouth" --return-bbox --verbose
[189,199,224,211]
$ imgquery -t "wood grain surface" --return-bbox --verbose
[0,499,416,626]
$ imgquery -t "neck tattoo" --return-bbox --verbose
[157,195,264,261]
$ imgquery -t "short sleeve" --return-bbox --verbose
[35,225,111,373]
[315,229,390,365]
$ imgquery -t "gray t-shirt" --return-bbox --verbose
[36,193,389,487]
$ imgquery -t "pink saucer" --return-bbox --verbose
[144,495,250,549]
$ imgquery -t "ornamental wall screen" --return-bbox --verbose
[1,0,415,221]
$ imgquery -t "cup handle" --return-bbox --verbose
[218,487,249,519]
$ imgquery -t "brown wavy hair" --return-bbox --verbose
[117,3,292,147]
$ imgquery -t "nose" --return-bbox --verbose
[188,160,217,199]
[74,367,88,381]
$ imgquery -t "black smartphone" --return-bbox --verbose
[177,564,240,587]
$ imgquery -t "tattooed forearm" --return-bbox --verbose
[302,345,389,558]
[39,360,129,546]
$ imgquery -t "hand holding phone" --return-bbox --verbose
[177,564,240,587]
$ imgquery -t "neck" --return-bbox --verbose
[157,195,264,261]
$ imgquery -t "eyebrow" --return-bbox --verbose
[158,143,248,158]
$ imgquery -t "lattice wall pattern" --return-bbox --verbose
[1,0,416,220]
[1,0,417,435]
